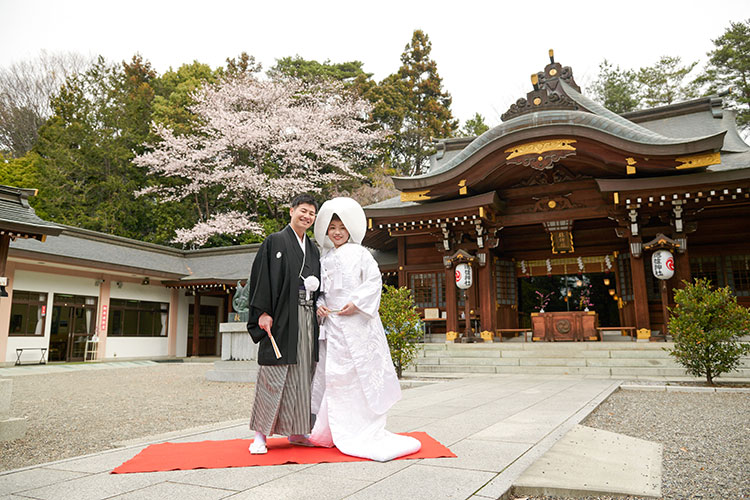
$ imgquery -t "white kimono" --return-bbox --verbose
[309,243,421,461]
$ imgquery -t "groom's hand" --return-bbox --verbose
[259,312,273,336]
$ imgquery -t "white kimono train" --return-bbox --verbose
[309,243,421,461]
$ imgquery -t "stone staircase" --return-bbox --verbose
[409,342,750,380]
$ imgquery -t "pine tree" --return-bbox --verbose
[374,30,457,176]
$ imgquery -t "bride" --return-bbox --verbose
[309,197,421,462]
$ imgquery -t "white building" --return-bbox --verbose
[1,185,258,366]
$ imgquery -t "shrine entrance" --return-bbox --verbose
[517,273,620,330]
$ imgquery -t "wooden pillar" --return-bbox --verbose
[674,247,691,290]
[168,289,179,357]
[445,266,458,333]
[397,237,406,288]
[0,234,10,278]
[629,236,651,335]
[192,291,201,356]
[478,252,496,333]
[660,280,670,336]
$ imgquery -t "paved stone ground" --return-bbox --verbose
[3,362,749,499]
[1,370,619,499]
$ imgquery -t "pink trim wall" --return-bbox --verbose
[96,280,111,360]
[0,262,16,362]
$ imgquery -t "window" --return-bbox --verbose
[495,259,517,305]
[617,253,634,301]
[108,299,168,337]
[724,255,750,297]
[690,256,724,287]
[9,291,47,336]
[408,272,445,308]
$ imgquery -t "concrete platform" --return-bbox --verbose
[0,374,627,499]
[513,424,662,498]
[0,375,646,500]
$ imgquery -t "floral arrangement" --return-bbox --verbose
[535,290,553,312]
[579,284,594,311]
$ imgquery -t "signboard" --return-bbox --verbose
[651,250,675,280]
[455,263,472,289]
[100,304,108,333]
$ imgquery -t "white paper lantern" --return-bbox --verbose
[651,249,675,280]
[455,263,473,289]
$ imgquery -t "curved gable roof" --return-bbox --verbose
[392,56,727,199]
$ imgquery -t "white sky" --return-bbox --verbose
[1,0,748,126]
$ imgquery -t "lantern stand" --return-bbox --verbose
[644,233,680,341]
[446,251,483,344]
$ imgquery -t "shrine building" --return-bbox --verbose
[363,52,750,342]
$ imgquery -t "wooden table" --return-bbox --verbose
[531,311,598,341]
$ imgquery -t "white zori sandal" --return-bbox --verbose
[249,434,267,455]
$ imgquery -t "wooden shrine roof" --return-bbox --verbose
[384,54,740,203]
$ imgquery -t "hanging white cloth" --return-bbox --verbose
[310,242,421,462]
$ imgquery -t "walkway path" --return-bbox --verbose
[0,360,160,378]
[0,374,620,499]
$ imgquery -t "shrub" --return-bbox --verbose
[668,278,750,385]
[379,285,423,378]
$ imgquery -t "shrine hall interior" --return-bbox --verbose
[362,51,750,342]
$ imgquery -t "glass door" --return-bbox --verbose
[51,294,98,362]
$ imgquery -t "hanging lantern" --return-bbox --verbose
[603,277,610,286]
[455,263,472,289]
[651,249,675,280]
[609,289,616,296]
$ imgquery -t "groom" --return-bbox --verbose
[246,193,321,454]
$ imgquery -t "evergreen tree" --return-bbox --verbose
[589,59,640,113]
[374,30,457,176]
[637,55,699,107]
[151,61,219,136]
[460,112,490,137]
[32,55,191,244]
[0,152,42,193]
[269,56,371,85]
[695,18,750,132]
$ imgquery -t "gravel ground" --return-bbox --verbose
[511,389,750,500]
[1,363,253,472]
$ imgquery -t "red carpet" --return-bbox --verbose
[112,432,455,473]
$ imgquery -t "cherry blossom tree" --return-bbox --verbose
[135,74,383,246]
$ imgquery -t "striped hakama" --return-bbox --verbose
[249,291,316,436]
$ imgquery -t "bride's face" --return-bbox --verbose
[327,219,350,248]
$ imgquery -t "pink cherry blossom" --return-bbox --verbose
[135,74,384,247]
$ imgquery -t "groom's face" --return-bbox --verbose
[290,203,317,232]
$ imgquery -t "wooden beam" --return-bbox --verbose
[628,236,651,334]
[445,266,458,334]
[192,292,201,357]
[397,238,406,288]
[0,234,9,277]
[478,251,496,333]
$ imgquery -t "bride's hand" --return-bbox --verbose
[317,306,330,319]
[338,302,358,316]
